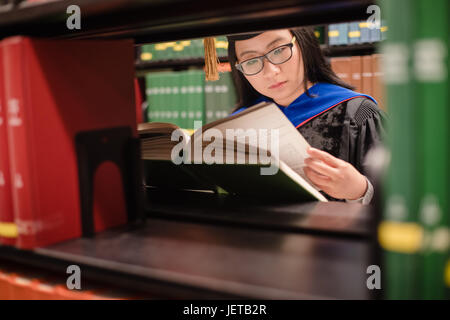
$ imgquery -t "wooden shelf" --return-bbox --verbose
[0,0,375,43]
[0,209,377,299]
[322,42,378,57]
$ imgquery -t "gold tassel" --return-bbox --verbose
[204,37,220,81]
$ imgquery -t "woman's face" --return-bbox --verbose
[234,29,306,106]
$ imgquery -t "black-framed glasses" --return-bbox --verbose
[235,36,296,76]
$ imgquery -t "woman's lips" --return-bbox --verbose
[269,81,287,89]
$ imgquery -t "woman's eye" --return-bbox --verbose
[273,47,285,55]
[246,59,259,66]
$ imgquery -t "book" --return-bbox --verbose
[139,102,328,202]
[414,0,448,300]
[330,57,351,84]
[371,54,386,111]
[0,44,17,246]
[348,22,361,44]
[361,55,373,97]
[1,36,139,249]
[379,0,420,299]
[350,56,363,93]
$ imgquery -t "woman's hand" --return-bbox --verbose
[303,147,367,200]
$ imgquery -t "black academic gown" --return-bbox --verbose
[297,97,387,201]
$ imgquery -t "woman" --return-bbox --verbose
[226,27,387,204]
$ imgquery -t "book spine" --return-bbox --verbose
[350,55,363,93]
[194,70,204,126]
[348,22,361,44]
[414,0,448,300]
[359,22,371,43]
[379,0,420,299]
[361,55,373,97]
[330,57,351,85]
[328,24,339,46]
[145,73,154,122]
[134,78,143,124]
[371,54,386,110]
[186,70,195,130]
[0,43,17,246]
[224,71,237,116]
[180,71,188,128]
[2,37,37,249]
[173,72,181,127]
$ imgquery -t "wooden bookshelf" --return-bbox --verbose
[0,0,381,300]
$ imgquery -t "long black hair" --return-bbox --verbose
[227,27,354,110]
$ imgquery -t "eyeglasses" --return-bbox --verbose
[235,36,296,76]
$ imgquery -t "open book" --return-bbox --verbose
[139,101,327,202]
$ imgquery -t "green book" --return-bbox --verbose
[172,72,181,127]
[204,76,215,124]
[414,0,449,300]
[153,42,167,61]
[215,36,228,58]
[166,73,176,125]
[180,71,189,129]
[138,102,327,202]
[193,39,204,58]
[219,74,230,120]
[140,44,154,62]
[180,40,192,59]
[194,70,205,126]
[156,72,166,123]
[173,41,185,60]
[145,72,157,122]
[224,71,237,116]
[379,0,420,299]
[314,26,325,45]
[210,75,223,122]
[157,72,166,123]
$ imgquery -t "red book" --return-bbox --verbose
[0,44,17,246]
[134,78,144,124]
[1,36,138,249]
[0,269,12,300]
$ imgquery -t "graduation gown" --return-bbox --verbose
[233,82,387,200]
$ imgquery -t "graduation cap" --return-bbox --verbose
[203,32,263,81]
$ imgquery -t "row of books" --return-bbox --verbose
[328,21,388,46]
[145,70,237,129]
[139,37,229,63]
[329,54,385,111]
[0,265,138,300]
[0,36,139,249]
[381,0,449,300]
[137,23,381,63]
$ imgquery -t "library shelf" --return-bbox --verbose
[0,0,375,43]
[0,0,381,299]
[0,198,376,299]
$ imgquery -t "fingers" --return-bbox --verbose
[304,166,331,187]
[307,147,341,168]
[304,157,338,178]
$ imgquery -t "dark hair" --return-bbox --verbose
[227,27,354,110]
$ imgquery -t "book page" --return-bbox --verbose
[139,122,191,160]
[193,103,316,187]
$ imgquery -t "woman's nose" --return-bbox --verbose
[262,58,281,76]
